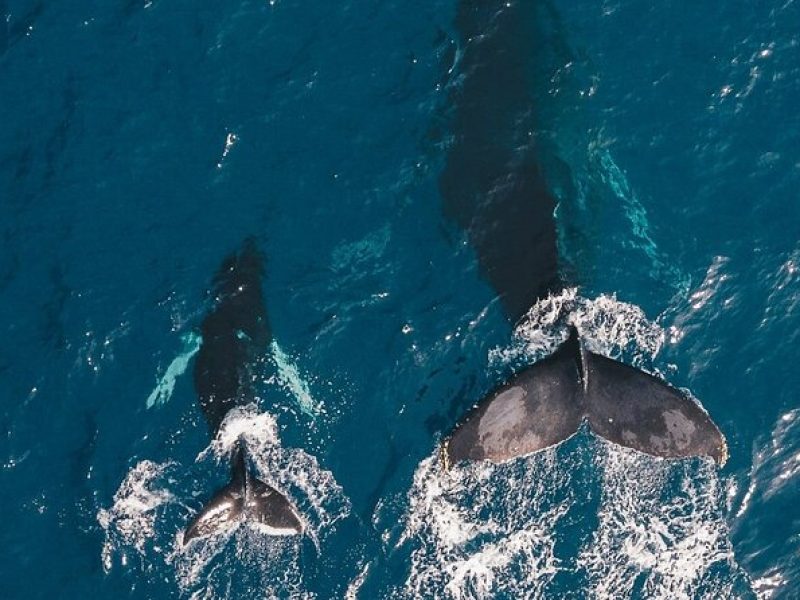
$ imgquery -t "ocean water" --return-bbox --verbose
[1,0,798,598]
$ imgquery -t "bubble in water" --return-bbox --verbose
[578,443,746,599]
[170,527,311,599]
[98,460,178,572]
[395,451,573,599]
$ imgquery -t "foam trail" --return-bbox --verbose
[146,331,202,409]
[579,444,746,599]
[98,460,178,571]
[395,450,574,599]
[271,340,323,417]
[172,529,311,599]
[345,561,371,600]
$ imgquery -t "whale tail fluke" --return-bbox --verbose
[183,445,304,545]
[582,347,727,464]
[443,328,727,469]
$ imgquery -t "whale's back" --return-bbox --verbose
[193,240,270,432]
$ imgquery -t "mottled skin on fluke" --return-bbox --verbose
[184,241,303,544]
[439,1,726,467]
[443,328,727,468]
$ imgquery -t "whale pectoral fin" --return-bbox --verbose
[183,482,244,544]
[584,351,727,465]
[444,340,584,467]
[247,478,304,536]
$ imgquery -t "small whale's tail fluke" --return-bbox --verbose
[443,328,727,468]
[183,444,304,545]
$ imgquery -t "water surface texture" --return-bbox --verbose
[1,0,798,598]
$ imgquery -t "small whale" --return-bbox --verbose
[183,240,303,544]
[438,1,726,466]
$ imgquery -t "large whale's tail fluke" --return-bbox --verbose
[443,328,727,469]
[183,444,304,545]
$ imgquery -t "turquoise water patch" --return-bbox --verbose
[145,331,202,409]
[270,340,322,418]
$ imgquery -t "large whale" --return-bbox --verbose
[439,1,727,467]
[183,240,303,544]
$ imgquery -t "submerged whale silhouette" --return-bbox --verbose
[439,1,726,466]
[183,240,303,544]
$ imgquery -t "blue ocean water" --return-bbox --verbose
[1,0,799,598]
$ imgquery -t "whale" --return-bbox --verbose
[439,1,726,466]
[183,240,303,544]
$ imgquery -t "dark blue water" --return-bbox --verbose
[1,0,798,598]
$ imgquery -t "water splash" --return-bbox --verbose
[579,444,744,599]
[345,561,371,600]
[146,331,202,409]
[490,288,665,371]
[216,131,238,169]
[395,443,749,599]
[97,460,179,572]
[172,529,311,599]
[395,452,571,599]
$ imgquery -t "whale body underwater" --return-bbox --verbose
[438,0,726,467]
[183,241,303,544]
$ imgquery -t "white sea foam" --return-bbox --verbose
[345,561,371,600]
[174,530,312,600]
[98,460,178,572]
[397,446,745,599]
[752,571,788,599]
[490,288,665,371]
[578,444,739,599]
[216,131,238,169]
[397,452,571,599]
